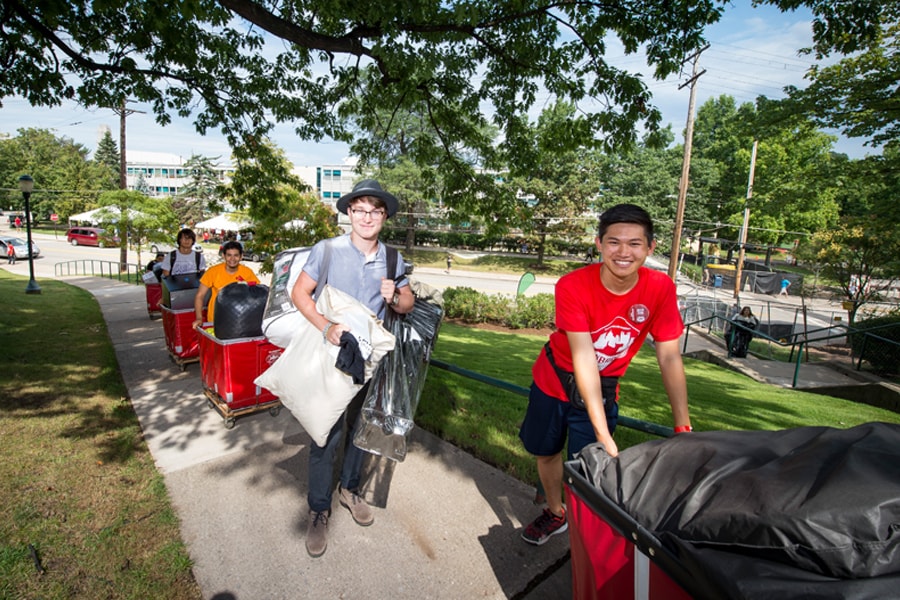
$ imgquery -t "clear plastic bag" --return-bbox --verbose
[353,281,443,461]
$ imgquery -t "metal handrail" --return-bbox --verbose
[54,260,144,284]
[429,358,675,438]
[682,313,899,385]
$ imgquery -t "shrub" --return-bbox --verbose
[850,315,900,375]
[443,287,556,330]
[508,293,556,329]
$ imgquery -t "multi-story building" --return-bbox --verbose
[125,152,359,216]
[125,151,235,197]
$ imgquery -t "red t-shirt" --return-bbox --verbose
[532,264,684,402]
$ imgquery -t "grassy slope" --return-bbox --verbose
[0,271,199,599]
[418,322,900,485]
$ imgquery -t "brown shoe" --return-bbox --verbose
[306,510,329,557]
[339,486,374,526]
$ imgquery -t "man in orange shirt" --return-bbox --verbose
[192,241,259,329]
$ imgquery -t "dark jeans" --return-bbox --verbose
[307,383,369,513]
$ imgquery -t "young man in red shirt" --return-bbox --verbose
[520,203,693,545]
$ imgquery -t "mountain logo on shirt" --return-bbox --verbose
[592,316,641,370]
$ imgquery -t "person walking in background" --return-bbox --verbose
[146,252,165,281]
[446,253,452,273]
[6,240,16,264]
[13,216,21,232]
[730,306,759,358]
[779,277,791,296]
[291,179,414,558]
[519,203,692,546]
[192,241,258,329]
[162,228,206,276]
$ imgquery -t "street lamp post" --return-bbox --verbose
[18,174,42,294]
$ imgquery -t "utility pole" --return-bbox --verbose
[733,139,758,300]
[112,99,145,190]
[668,45,707,282]
[110,99,145,271]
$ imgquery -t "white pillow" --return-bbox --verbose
[254,285,395,446]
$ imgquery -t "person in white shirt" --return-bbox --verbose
[161,228,206,276]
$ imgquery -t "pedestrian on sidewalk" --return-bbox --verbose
[519,203,693,546]
[446,253,452,273]
[162,228,206,277]
[13,216,21,233]
[779,277,791,296]
[6,240,16,264]
[730,306,759,358]
[291,179,414,558]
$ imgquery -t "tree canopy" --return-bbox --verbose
[0,128,114,219]
[3,0,890,181]
[776,11,900,149]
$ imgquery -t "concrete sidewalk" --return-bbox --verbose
[69,276,571,599]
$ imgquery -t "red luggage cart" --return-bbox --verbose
[197,327,283,428]
[160,305,203,370]
[564,471,692,600]
[564,425,900,600]
[145,282,162,318]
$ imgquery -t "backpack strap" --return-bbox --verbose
[170,248,202,272]
[312,239,332,301]
[385,244,398,280]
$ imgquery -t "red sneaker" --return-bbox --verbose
[522,507,567,545]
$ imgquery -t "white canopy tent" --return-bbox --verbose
[68,206,144,224]
[194,213,253,231]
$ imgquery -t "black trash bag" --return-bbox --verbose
[214,282,269,340]
[353,280,443,462]
[577,423,900,599]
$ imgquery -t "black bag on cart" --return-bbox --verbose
[214,282,269,340]
[571,423,900,599]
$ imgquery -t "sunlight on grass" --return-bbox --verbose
[420,322,900,488]
[0,271,199,599]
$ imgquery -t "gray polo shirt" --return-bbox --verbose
[302,235,406,319]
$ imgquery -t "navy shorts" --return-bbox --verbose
[519,382,619,460]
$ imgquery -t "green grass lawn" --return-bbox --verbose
[0,271,199,600]
[418,322,900,486]
[402,247,586,277]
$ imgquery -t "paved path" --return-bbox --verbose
[59,276,573,599]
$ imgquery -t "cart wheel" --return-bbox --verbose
[269,406,281,417]
[179,362,186,372]
[207,399,215,409]
[224,418,236,429]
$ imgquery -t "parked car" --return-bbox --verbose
[0,236,40,259]
[242,244,270,262]
[149,242,174,253]
[65,227,119,248]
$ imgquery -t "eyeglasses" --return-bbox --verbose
[350,208,386,219]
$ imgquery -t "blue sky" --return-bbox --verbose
[1,3,875,167]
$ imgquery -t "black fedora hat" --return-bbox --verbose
[336,179,399,218]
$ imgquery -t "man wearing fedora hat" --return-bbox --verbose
[291,178,415,557]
